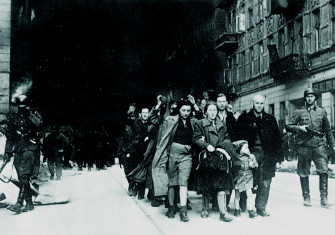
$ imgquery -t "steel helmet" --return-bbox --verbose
[304,88,318,99]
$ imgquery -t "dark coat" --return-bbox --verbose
[193,118,236,192]
[236,110,283,179]
[193,118,228,149]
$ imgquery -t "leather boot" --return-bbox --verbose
[300,177,311,207]
[22,201,34,212]
[320,174,333,208]
[201,194,209,218]
[22,184,34,212]
[8,184,25,213]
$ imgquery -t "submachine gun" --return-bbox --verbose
[305,127,325,138]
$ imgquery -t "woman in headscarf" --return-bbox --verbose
[193,102,238,222]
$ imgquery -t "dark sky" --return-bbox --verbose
[11,0,222,125]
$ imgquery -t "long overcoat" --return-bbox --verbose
[236,110,283,179]
[152,115,180,196]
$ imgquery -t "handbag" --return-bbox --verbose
[198,150,232,172]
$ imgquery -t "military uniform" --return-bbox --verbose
[287,88,335,207]
[5,103,42,213]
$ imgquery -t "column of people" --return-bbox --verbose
[119,92,313,223]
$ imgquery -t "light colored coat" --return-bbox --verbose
[152,115,179,196]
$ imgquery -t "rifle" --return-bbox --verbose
[306,127,325,138]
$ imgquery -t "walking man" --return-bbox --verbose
[286,88,334,207]
[43,125,70,180]
[236,94,283,216]
[132,107,151,199]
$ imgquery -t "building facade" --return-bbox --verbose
[0,0,10,120]
[215,0,335,130]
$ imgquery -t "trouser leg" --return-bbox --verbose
[240,191,247,211]
[55,152,63,178]
[137,183,146,199]
[168,187,175,207]
[255,178,272,211]
[48,158,55,177]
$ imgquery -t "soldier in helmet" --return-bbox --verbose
[3,95,43,213]
[286,88,335,208]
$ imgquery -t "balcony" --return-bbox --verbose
[215,32,239,53]
[270,54,311,83]
[270,0,306,17]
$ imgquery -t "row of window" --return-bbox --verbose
[227,1,335,85]
[239,0,329,32]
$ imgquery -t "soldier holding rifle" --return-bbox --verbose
[286,88,335,208]
[0,95,42,213]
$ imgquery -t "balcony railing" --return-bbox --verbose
[270,54,311,82]
[215,32,239,53]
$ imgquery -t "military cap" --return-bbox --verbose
[304,88,318,99]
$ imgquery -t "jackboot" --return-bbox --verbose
[22,201,34,212]
[201,194,209,218]
[300,177,311,207]
[8,184,25,213]
[22,184,34,212]
[320,174,333,208]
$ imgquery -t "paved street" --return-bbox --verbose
[1,163,335,235]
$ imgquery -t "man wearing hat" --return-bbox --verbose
[286,88,335,208]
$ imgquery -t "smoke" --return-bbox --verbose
[11,75,33,103]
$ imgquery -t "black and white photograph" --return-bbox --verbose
[1,0,335,234]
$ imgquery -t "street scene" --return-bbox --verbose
[1,162,335,235]
[2,0,335,235]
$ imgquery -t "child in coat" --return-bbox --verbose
[233,140,258,218]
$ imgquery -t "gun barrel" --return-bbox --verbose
[306,127,325,137]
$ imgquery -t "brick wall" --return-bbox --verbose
[0,0,10,120]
